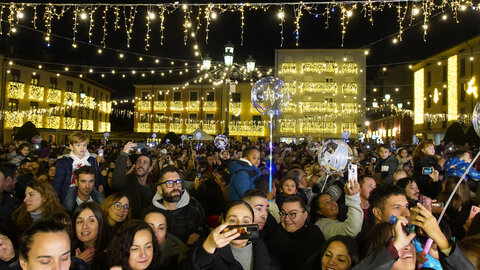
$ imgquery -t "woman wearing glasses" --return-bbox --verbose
[266,196,325,270]
[72,202,111,269]
[101,192,131,234]
[182,200,279,270]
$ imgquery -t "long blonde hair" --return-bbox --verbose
[12,181,65,232]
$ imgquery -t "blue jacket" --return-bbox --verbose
[444,157,480,181]
[228,160,261,201]
[53,155,104,203]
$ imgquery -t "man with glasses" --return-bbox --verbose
[112,142,156,219]
[148,165,207,246]
[63,166,105,214]
[266,196,325,270]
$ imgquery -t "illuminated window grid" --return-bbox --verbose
[154,101,167,111]
[414,68,425,124]
[448,55,458,121]
[7,82,25,99]
[137,122,151,133]
[29,85,45,102]
[301,61,338,73]
[137,101,151,111]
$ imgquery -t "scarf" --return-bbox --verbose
[69,150,91,186]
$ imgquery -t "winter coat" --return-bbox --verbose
[413,156,443,199]
[444,157,480,181]
[229,160,261,201]
[182,237,279,270]
[374,154,399,185]
[266,223,325,270]
[53,155,104,203]
[146,190,207,244]
[111,153,156,219]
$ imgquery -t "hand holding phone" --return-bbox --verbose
[347,164,358,188]
[422,167,433,175]
[222,224,259,240]
[98,149,104,157]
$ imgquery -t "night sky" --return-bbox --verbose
[2,1,480,130]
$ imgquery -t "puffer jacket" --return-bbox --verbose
[228,160,261,201]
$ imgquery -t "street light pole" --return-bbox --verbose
[223,41,234,136]
[79,91,86,130]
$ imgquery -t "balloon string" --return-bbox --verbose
[268,113,273,195]
[438,149,480,223]
[321,175,329,193]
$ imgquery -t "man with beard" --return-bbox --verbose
[112,142,156,218]
[147,165,207,246]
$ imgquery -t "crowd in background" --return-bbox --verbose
[0,130,479,270]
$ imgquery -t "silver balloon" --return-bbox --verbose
[214,134,228,150]
[251,77,289,115]
[473,101,480,136]
[318,140,353,175]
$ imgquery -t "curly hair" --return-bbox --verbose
[107,220,159,270]
[101,192,131,227]
[412,141,435,160]
[12,180,66,232]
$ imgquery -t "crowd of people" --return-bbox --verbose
[0,131,479,270]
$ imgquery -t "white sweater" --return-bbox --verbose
[314,192,363,240]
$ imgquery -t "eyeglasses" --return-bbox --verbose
[112,202,130,211]
[279,210,305,219]
[160,180,183,188]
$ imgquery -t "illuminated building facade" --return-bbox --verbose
[0,56,112,143]
[133,83,268,139]
[275,49,367,141]
[412,36,480,143]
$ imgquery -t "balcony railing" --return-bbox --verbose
[153,101,167,111]
[203,101,217,112]
[137,101,151,111]
[63,117,77,130]
[153,123,167,133]
[137,122,151,133]
[186,101,200,111]
[300,121,336,134]
[7,81,25,99]
[170,101,184,111]
[29,85,44,102]
[47,89,62,103]
[46,116,61,129]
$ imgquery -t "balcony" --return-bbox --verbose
[64,92,78,106]
[153,123,167,133]
[342,83,358,95]
[137,122,151,133]
[153,101,167,111]
[7,81,25,99]
[341,123,358,134]
[47,89,62,104]
[186,101,200,111]
[202,123,217,134]
[169,123,183,133]
[280,63,297,74]
[185,121,200,133]
[282,102,297,113]
[279,121,296,133]
[4,112,23,129]
[63,117,77,130]
[137,101,151,112]
[29,85,44,102]
[229,122,265,136]
[46,116,61,129]
[341,103,358,116]
[203,101,217,112]
[98,122,111,132]
[282,82,297,95]
[301,82,337,94]
[300,102,337,113]
[27,114,44,128]
[83,96,95,110]
[80,119,93,131]
[342,62,358,74]
[300,121,336,134]
[170,101,184,111]
[301,61,338,73]
[230,102,242,115]
[99,101,111,113]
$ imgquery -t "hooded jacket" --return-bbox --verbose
[148,190,207,244]
[444,157,480,181]
[229,160,261,201]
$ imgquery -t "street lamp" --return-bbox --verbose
[203,41,255,136]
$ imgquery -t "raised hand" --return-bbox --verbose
[202,223,240,254]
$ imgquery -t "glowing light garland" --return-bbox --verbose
[301,82,337,94]
[203,101,217,111]
[414,68,425,124]
[342,83,358,94]
[186,101,200,111]
[300,102,337,113]
[170,101,184,111]
[46,116,60,129]
[7,81,25,99]
[342,62,358,74]
[63,117,76,130]
[230,102,242,116]
[154,101,167,111]
[300,121,336,134]
[447,55,458,121]
[28,85,44,101]
[137,101,151,111]
[47,89,61,103]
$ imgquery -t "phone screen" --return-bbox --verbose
[422,167,433,175]
[98,149,104,157]
[136,143,144,149]
[223,224,259,240]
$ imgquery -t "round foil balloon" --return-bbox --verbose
[251,77,287,115]
[473,100,480,136]
[318,140,353,175]
[214,134,228,150]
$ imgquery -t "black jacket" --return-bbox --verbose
[0,191,18,220]
[111,153,156,219]
[183,238,280,270]
[413,156,443,199]
[266,223,325,270]
[374,154,399,185]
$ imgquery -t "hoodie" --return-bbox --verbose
[147,190,207,244]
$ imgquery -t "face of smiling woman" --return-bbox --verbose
[75,208,99,248]
[128,229,154,270]
[321,241,352,270]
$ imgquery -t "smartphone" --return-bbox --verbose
[348,164,358,188]
[223,224,260,240]
[371,157,376,163]
[197,169,202,179]
[469,206,480,221]
[422,167,433,175]
[135,143,144,149]
[98,149,104,157]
